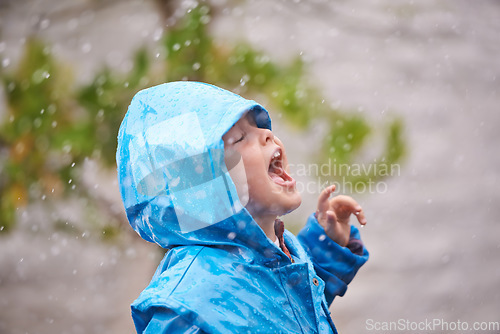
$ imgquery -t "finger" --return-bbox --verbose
[331,195,362,213]
[331,195,367,225]
[354,209,367,226]
[317,185,336,213]
[317,209,337,231]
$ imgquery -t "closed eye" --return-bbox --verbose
[234,133,245,143]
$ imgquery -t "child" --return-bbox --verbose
[116,81,369,334]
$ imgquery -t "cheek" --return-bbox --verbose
[244,158,269,190]
[227,159,250,206]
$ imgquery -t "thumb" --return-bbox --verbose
[325,210,337,225]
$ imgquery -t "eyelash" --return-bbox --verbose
[234,133,245,143]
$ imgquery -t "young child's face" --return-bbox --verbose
[223,112,302,219]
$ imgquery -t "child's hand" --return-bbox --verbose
[316,185,367,247]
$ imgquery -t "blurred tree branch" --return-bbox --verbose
[0,1,405,236]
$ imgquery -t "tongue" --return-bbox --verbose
[269,172,284,183]
[268,167,294,184]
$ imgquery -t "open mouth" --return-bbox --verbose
[268,148,296,188]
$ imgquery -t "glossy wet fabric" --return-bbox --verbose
[116,82,369,333]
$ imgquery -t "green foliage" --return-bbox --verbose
[163,6,318,127]
[76,47,151,166]
[326,114,372,165]
[0,40,152,233]
[322,115,406,188]
[164,6,213,82]
[0,3,406,234]
[0,38,74,231]
[385,118,406,164]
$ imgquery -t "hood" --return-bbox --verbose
[117,82,287,263]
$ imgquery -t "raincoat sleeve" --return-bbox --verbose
[297,213,369,306]
[141,308,207,334]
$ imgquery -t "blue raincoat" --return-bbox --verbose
[116,82,369,334]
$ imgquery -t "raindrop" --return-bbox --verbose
[170,177,180,187]
[0,226,4,231]
[81,43,92,53]
[71,162,76,167]
[240,74,250,86]
[2,58,10,68]
[200,15,211,25]
[51,121,57,128]
[172,43,181,51]
[33,118,42,128]
[192,62,201,71]
[47,104,56,114]
[318,234,326,241]
[39,19,50,30]
[153,28,163,41]
[227,232,236,240]
[237,220,246,230]
[96,109,104,122]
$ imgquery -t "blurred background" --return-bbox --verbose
[0,0,499,333]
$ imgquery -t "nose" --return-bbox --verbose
[260,128,274,145]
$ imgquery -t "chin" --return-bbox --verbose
[281,192,302,215]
